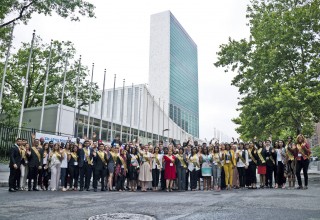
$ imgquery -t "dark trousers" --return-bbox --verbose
[68,165,79,188]
[93,168,106,190]
[177,166,186,190]
[79,162,92,189]
[245,167,250,186]
[116,174,125,190]
[185,170,189,190]
[221,168,226,189]
[277,162,286,186]
[9,167,20,189]
[190,170,198,190]
[42,165,50,189]
[37,167,43,186]
[296,158,309,187]
[266,165,273,187]
[152,169,160,187]
[28,166,38,189]
[237,167,246,187]
[248,162,257,185]
[60,168,68,188]
[160,169,166,190]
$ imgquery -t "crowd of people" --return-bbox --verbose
[8,134,311,193]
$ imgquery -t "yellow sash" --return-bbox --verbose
[71,152,78,161]
[118,155,128,171]
[257,148,265,164]
[20,146,27,160]
[176,154,187,168]
[248,149,257,164]
[97,151,106,164]
[213,153,222,167]
[286,145,295,160]
[84,148,93,165]
[154,154,161,166]
[110,152,118,163]
[238,150,246,164]
[32,146,41,162]
[142,153,150,162]
[297,144,310,159]
[191,155,199,168]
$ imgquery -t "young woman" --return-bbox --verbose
[256,141,267,189]
[236,142,248,189]
[138,145,152,192]
[265,140,276,188]
[188,147,200,191]
[19,143,29,191]
[68,144,79,191]
[247,142,258,189]
[286,136,296,189]
[294,134,311,189]
[231,143,239,189]
[115,148,127,191]
[276,140,286,189]
[49,143,63,191]
[41,143,50,190]
[222,143,235,190]
[107,147,118,191]
[212,145,223,191]
[151,146,162,191]
[175,148,187,191]
[200,147,212,191]
[273,141,279,187]
[60,142,70,192]
[128,147,140,192]
[163,149,176,192]
[197,146,203,190]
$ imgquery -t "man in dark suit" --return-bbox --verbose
[78,140,93,191]
[92,143,108,192]
[26,139,43,191]
[9,138,22,192]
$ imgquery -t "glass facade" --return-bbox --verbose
[169,13,199,137]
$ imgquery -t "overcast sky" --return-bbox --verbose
[11,0,251,141]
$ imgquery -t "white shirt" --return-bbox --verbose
[152,154,163,169]
[236,150,249,167]
[60,152,68,168]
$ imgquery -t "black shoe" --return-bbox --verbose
[9,188,16,192]
[101,189,106,192]
[33,188,39,191]
[28,188,32,191]
[86,188,90,191]
[94,189,97,192]
[296,186,303,189]
[79,188,84,191]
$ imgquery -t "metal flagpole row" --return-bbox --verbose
[87,63,95,138]
[73,55,81,138]
[99,69,106,140]
[18,30,36,137]
[39,40,53,132]
[120,79,125,141]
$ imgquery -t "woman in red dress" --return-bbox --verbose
[163,149,176,192]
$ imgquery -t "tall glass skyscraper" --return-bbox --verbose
[149,11,199,138]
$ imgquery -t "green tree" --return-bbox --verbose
[215,0,320,140]
[0,36,100,126]
[0,0,95,28]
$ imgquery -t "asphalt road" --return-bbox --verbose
[0,183,320,220]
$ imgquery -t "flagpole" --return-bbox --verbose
[110,74,116,142]
[128,83,134,142]
[39,40,53,132]
[120,79,125,141]
[158,98,160,142]
[137,87,142,141]
[18,30,36,136]
[73,55,81,138]
[145,87,149,140]
[162,100,165,141]
[99,69,106,140]
[167,102,170,142]
[0,23,14,111]
[151,95,154,144]
[86,63,94,138]
[57,53,68,135]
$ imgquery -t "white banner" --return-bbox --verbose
[35,132,69,144]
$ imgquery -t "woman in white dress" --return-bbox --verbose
[138,145,152,192]
[49,143,63,191]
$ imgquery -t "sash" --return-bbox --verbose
[118,155,128,171]
[176,154,187,168]
[53,152,61,160]
[110,152,118,163]
[248,149,257,165]
[84,148,93,165]
[297,143,310,159]
[20,146,27,160]
[71,152,78,161]
[224,151,234,166]
[257,148,265,164]
[97,151,106,163]
[32,146,41,162]
[154,154,161,166]
[213,153,222,167]
[237,150,246,164]
[142,153,150,163]
[190,155,199,168]
[286,145,295,160]
[269,154,275,165]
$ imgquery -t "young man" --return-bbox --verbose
[9,138,22,192]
